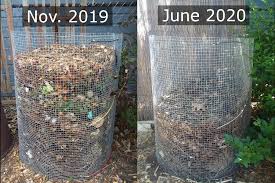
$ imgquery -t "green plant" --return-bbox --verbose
[121,106,137,129]
[58,99,92,114]
[224,0,275,169]
[225,118,275,167]
[60,100,74,112]
[41,83,54,95]
[117,36,137,129]
[248,0,275,119]
[121,36,137,67]
[68,176,74,182]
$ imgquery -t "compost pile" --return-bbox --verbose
[14,44,117,180]
[154,89,250,180]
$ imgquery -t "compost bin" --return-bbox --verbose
[149,36,253,181]
[12,32,122,180]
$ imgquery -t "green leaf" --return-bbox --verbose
[224,118,275,168]
[41,83,54,95]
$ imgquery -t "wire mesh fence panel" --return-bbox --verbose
[149,36,253,181]
[12,31,122,180]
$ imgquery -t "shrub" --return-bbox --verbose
[225,118,275,167]
[225,0,275,168]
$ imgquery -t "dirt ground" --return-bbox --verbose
[1,102,137,183]
[2,104,275,183]
[137,122,275,183]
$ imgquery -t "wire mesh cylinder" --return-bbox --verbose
[149,36,253,181]
[12,32,122,180]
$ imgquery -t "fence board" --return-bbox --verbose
[1,25,12,93]
[70,0,76,33]
[64,0,71,33]
[4,0,14,62]
[23,0,32,49]
[80,0,87,34]
[36,0,46,47]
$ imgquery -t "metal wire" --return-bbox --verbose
[149,36,253,181]
[12,31,122,181]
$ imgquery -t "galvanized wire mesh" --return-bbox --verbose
[149,36,253,181]
[12,32,122,180]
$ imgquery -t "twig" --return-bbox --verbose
[154,165,159,177]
